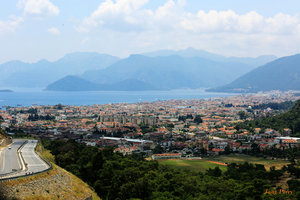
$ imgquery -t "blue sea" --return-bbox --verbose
[0,89,237,107]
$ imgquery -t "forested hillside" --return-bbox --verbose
[42,139,300,200]
[237,99,300,136]
[209,54,300,92]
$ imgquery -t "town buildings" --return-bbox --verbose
[1,91,299,158]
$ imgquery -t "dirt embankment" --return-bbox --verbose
[0,164,100,200]
[0,133,12,147]
[0,137,100,199]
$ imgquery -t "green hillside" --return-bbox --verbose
[237,99,300,136]
[209,54,300,92]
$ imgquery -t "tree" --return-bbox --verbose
[224,144,231,154]
[208,142,214,151]
[153,144,163,154]
[42,138,282,200]
[206,166,222,177]
[56,103,63,110]
[287,179,300,191]
[193,115,203,124]
[251,143,260,154]
[238,111,247,120]
[269,166,282,181]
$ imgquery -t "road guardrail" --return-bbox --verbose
[0,140,52,182]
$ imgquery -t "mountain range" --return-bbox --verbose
[77,54,256,90]
[0,48,284,91]
[0,52,119,88]
[44,48,277,91]
[143,47,276,67]
[46,76,159,91]
[208,54,300,93]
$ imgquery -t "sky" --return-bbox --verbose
[1,0,300,63]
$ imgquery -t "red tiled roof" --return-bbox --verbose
[211,148,224,152]
[153,153,181,156]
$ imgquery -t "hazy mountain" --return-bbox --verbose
[45,75,102,91]
[48,54,255,91]
[45,76,158,91]
[208,54,300,93]
[0,89,13,92]
[143,47,277,67]
[82,54,256,88]
[0,48,276,90]
[0,60,31,79]
[0,52,119,88]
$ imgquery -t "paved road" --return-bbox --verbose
[20,140,49,174]
[0,139,50,179]
[0,139,26,175]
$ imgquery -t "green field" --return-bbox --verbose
[159,159,227,172]
[158,154,290,172]
[210,154,290,170]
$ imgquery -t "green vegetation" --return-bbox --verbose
[178,114,203,124]
[210,154,290,170]
[210,54,300,92]
[41,139,300,199]
[152,144,163,154]
[28,113,55,121]
[54,103,63,110]
[238,110,247,120]
[251,101,295,111]
[236,99,300,136]
[6,128,35,139]
[193,115,203,124]
[139,123,157,134]
[0,127,6,136]
[159,159,227,172]
[178,114,193,122]
[158,155,291,171]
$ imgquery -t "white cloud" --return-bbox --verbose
[74,0,300,57]
[77,0,151,32]
[48,27,60,35]
[78,0,300,35]
[18,0,60,17]
[0,17,23,35]
[180,10,300,34]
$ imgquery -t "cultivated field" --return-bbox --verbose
[159,159,227,172]
[158,154,290,172]
[209,154,290,170]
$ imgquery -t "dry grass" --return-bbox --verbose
[0,141,101,200]
[35,141,55,163]
[58,165,101,200]
[4,165,59,187]
[159,159,228,172]
[210,154,290,170]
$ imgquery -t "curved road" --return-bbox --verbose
[0,139,50,179]
[20,140,49,174]
[0,139,25,175]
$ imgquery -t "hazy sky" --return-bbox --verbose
[1,0,300,63]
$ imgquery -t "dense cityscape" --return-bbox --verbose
[1,91,299,158]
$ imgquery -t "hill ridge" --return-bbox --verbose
[208,54,300,93]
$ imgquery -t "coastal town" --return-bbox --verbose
[1,91,300,159]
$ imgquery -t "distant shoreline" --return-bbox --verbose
[0,90,236,107]
[0,89,13,92]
